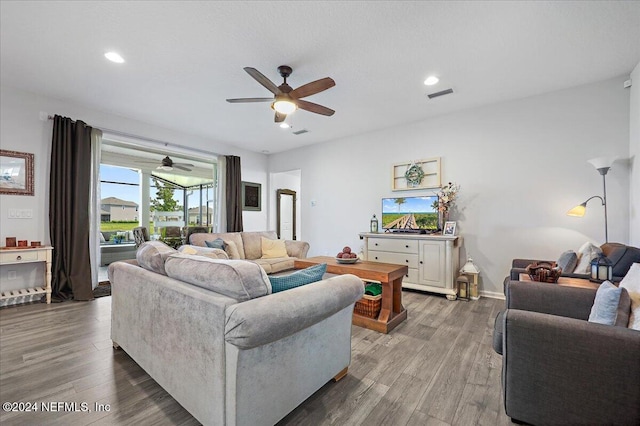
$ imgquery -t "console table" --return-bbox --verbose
[0,246,53,304]
[359,232,460,300]
[294,256,408,333]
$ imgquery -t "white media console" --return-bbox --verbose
[359,232,460,299]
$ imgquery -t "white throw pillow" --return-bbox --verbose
[574,242,602,274]
[619,262,640,331]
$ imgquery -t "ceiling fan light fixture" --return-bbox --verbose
[157,165,173,171]
[272,99,297,115]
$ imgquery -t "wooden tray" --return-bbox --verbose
[0,246,44,250]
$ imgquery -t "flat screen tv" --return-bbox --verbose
[382,196,438,231]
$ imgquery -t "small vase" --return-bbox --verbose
[439,211,449,231]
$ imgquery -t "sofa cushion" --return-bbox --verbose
[602,243,640,279]
[269,263,327,293]
[252,258,296,274]
[205,238,225,250]
[178,245,229,260]
[223,240,241,259]
[588,281,624,326]
[619,262,640,330]
[136,241,177,275]
[557,250,578,274]
[261,237,289,259]
[164,254,271,301]
[189,232,245,259]
[575,242,602,274]
[241,231,278,260]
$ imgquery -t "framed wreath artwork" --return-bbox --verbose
[391,157,441,191]
[0,150,34,196]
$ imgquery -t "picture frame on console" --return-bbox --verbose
[0,149,34,196]
[443,221,457,236]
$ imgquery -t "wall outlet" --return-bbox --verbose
[8,271,17,280]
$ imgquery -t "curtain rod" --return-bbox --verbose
[47,115,221,159]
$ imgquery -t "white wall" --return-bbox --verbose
[269,76,631,298]
[0,85,268,289]
[630,62,640,247]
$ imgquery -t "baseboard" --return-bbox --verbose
[479,290,505,300]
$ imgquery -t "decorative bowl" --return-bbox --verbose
[336,256,359,264]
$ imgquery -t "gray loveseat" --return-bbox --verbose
[493,281,640,425]
[109,241,364,426]
[189,230,309,274]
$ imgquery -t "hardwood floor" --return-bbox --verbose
[0,290,511,425]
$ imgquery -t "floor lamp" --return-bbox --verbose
[566,157,616,243]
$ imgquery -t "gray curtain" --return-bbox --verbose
[225,155,243,232]
[49,115,94,301]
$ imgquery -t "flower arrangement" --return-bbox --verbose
[432,182,461,216]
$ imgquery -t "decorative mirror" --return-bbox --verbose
[276,189,296,240]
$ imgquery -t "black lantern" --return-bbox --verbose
[456,275,470,301]
[590,253,613,283]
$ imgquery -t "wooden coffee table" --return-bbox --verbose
[294,256,408,333]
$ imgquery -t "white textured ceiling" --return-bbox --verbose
[2,1,640,154]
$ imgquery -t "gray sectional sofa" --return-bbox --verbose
[189,230,309,274]
[109,241,364,426]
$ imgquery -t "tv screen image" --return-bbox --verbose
[382,196,438,230]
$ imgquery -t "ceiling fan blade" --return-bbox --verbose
[274,111,287,123]
[244,67,280,95]
[290,77,335,99]
[296,99,335,116]
[226,97,273,103]
[174,162,194,167]
[173,165,192,171]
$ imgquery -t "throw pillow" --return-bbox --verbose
[588,281,623,326]
[136,241,177,275]
[619,262,640,330]
[224,240,241,259]
[269,263,327,293]
[179,245,198,255]
[178,245,229,260]
[557,250,578,274]
[574,242,602,274]
[261,237,289,259]
[205,238,225,250]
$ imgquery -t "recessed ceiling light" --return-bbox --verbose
[105,52,125,63]
[279,122,291,129]
[424,76,439,86]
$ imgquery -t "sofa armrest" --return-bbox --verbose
[224,274,363,349]
[505,280,595,320]
[285,240,310,258]
[503,309,640,425]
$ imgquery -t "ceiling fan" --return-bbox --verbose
[226,65,335,122]
[137,156,194,172]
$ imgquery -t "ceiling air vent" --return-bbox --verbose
[427,88,454,99]
[292,129,309,135]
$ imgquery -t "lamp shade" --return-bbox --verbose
[566,203,587,217]
[587,156,617,171]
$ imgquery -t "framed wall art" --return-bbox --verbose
[392,157,441,191]
[241,181,262,211]
[0,150,34,196]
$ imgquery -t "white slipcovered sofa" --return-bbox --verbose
[188,230,309,274]
[109,241,363,426]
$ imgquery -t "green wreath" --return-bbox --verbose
[404,164,425,187]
